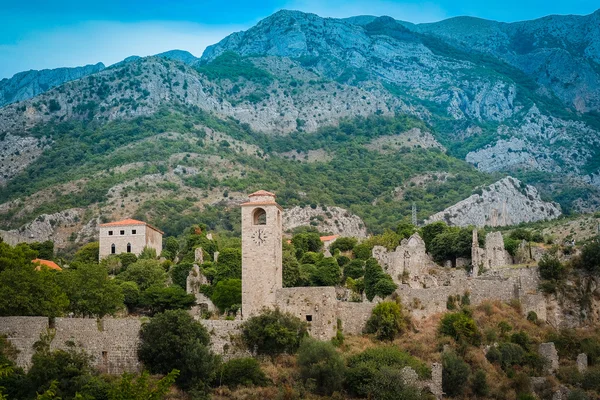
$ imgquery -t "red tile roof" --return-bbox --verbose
[320,235,339,242]
[249,190,276,197]
[99,218,164,234]
[33,259,62,271]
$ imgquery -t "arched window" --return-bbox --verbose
[253,208,267,225]
[111,244,116,254]
[127,243,132,253]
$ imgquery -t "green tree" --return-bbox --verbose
[472,369,489,397]
[578,240,600,274]
[344,260,365,279]
[138,247,157,260]
[292,232,323,255]
[353,242,373,260]
[396,222,417,240]
[215,248,242,282]
[212,279,242,312]
[313,257,341,286]
[439,311,480,345]
[282,250,300,287]
[29,241,54,260]
[138,310,220,390]
[365,301,405,341]
[216,358,268,388]
[141,286,195,315]
[164,237,180,260]
[241,308,308,357]
[72,242,100,264]
[118,260,166,290]
[170,263,193,289]
[61,263,124,317]
[329,237,357,253]
[538,254,566,282]
[364,258,397,301]
[0,242,37,272]
[297,338,345,395]
[118,253,138,270]
[442,352,470,397]
[119,281,141,312]
[420,221,448,252]
[0,264,68,317]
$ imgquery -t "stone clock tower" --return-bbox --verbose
[241,190,283,318]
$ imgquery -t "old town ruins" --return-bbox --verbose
[0,189,589,398]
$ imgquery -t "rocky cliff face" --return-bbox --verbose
[0,63,105,107]
[426,176,561,227]
[283,206,368,238]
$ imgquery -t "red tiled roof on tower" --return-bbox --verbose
[249,190,276,197]
[32,259,62,271]
[99,218,164,234]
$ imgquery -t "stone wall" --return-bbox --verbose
[198,319,248,360]
[0,316,48,369]
[276,287,338,340]
[337,301,375,335]
[51,317,142,374]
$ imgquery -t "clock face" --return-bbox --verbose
[251,229,268,245]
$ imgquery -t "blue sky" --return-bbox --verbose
[1,0,598,79]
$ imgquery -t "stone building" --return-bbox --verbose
[98,218,163,260]
[240,190,375,340]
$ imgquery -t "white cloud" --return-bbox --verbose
[282,0,448,23]
[0,20,245,79]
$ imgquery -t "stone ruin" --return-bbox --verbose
[372,233,438,288]
[186,247,217,315]
[471,230,511,274]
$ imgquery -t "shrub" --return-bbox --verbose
[365,367,422,400]
[439,311,480,345]
[511,331,531,351]
[138,309,220,390]
[442,352,470,397]
[141,285,195,315]
[486,346,501,364]
[353,243,373,260]
[212,279,242,312]
[215,248,242,282]
[297,338,345,395]
[582,367,600,391]
[365,301,405,341]
[498,342,526,370]
[216,358,268,388]
[345,347,429,397]
[241,308,308,356]
[538,254,565,281]
[119,281,141,311]
[577,240,600,274]
[364,258,397,301]
[527,311,538,323]
[118,253,138,270]
[336,255,350,267]
[472,369,489,397]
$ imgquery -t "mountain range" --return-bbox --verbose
[1,9,599,249]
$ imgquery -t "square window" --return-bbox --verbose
[305,315,313,322]
[120,230,125,235]
[108,231,113,236]
[132,229,137,235]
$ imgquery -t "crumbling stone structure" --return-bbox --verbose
[472,230,511,272]
[372,233,438,287]
[186,264,216,315]
[539,342,559,375]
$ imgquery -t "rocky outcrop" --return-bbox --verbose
[1,209,83,247]
[0,63,105,108]
[426,177,561,227]
[0,134,51,185]
[283,206,367,238]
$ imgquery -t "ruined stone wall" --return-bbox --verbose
[198,319,248,360]
[276,287,338,340]
[0,316,48,369]
[144,226,163,258]
[337,302,375,335]
[0,230,35,246]
[399,266,543,321]
[51,318,142,374]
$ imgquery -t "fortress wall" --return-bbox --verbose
[276,287,338,340]
[0,316,48,369]
[51,318,142,374]
[337,301,375,335]
[198,319,248,360]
